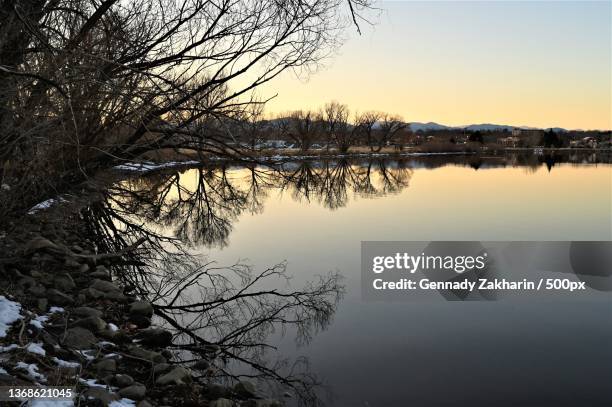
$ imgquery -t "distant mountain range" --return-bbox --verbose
[407,122,568,133]
[266,118,571,132]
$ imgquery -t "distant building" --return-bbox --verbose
[570,137,598,148]
[512,128,545,138]
[500,136,520,147]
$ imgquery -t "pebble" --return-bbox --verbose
[114,374,135,388]
[118,382,146,400]
[62,327,97,349]
[155,367,192,385]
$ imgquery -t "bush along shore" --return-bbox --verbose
[0,217,281,407]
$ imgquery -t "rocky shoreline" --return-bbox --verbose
[0,217,282,406]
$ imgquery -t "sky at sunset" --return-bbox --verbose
[260,1,611,130]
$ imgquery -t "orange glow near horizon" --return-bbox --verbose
[255,1,611,131]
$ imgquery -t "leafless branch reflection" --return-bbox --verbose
[76,159,412,405]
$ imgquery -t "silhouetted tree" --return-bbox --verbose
[540,129,562,148]
[468,132,484,144]
[322,101,352,153]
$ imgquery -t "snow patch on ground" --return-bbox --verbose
[16,362,47,383]
[0,296,22,337]
[109,399,136,407]
[30,401,74,407]
[0,344,19,352]
[79,378,117,391]
[27,198,67,214]
[30,315,49,329]
[31,307,64,329]
[52,357,81,368]
[26,342,46,356]
[114,160,199,172]
[75,350,95,361]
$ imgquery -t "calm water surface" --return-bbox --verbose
[132,157,612,406]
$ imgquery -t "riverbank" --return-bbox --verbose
[0,211,280,406]
[135,145,609,167]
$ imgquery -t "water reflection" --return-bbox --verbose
[85,151,609,406]
[107,150,609,249]
[108,158,413,248]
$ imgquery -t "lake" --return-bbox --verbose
[115,153,611,406]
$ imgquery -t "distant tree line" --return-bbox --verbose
[233,108,612,152]
[233,101,410,153]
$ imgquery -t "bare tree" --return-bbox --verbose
[355,111,381,150]
[0,0,374,219]
[376,114,406,152]
[321,101,352,153]
[271,114,291,144]
[241,102,266,150]
[288,110,320,151]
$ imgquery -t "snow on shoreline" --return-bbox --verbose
[113,152,472,173]
[0,296,22,338]
[113,160,199,172]
[27,198,68,215]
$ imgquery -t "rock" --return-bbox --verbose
[83,387,119,404]
[64,257,81,268]
[37,298,48,312]
[114,374,134,388]
[94,358,117,374]
[40,330,59,347]
[73,306,103,319]
[152,363,171,374]
[137,328,173,348]
[210,399,234,407]
[103,290,128,302]
[155,367,192,386]
[233,381,257,398]
[118,383,146,400]
[62,327,97,349]
[108,330,132,344]
[204,384,230,399]
[128,346,167,364]
[25,237,62,254]
[85,287,105,299]
[79,264,90,273]
[192,359,210,371]
[46,288,74,305]
[28,285,46,296]
[73,316,107,333]
[129,301,154,318]
[90,265,110,280]
[137,401,153,407]
[255,400,282,407]
[90,278,120,292]
[129,314,151,329]
[17,276,35,288]
[54,274,76,291]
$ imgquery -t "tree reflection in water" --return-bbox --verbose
[79,159,412,405]
[78,150,609,404]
